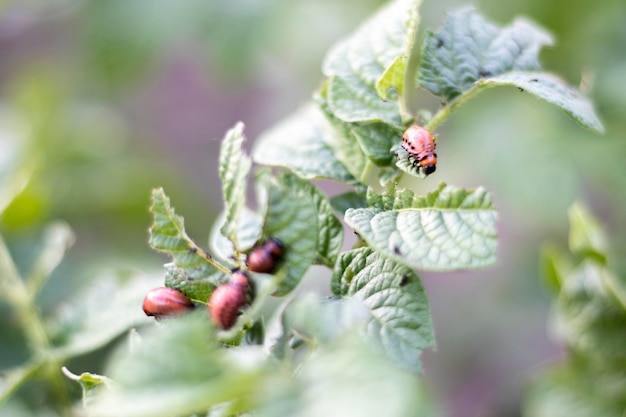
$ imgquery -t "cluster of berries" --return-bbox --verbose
[142,238,284,330]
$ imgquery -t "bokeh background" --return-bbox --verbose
[0,0,624,416]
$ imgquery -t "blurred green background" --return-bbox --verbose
[0,0,624,416]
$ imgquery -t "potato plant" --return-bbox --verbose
[1,1,619,416]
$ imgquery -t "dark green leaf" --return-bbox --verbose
[418,7,552,102]
[330,248,434,371]
[149,188,229,279]
[279,172,343,267]
[329,191,368,216]
[259,172,317,296]
[352,123,403,166]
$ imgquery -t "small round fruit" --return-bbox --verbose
[208,272,250,330]
[142,287,194,318]
[247,237,284,274]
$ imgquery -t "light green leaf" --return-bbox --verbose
[567,202,608,262]
[552,261,626,366]
[259,172,318,296]
[523,364,626,417]
[331,248,434,371]
[418,7,552,102]
[62,367,112,408]
[25,222,74,296]
[393,142,428,178]
[88,313,269,417]
[263,294,370,360]
[258,333,434,417]
[49,270,159,360]
[209,207,263,264]
[345,184,497,270]
[0,112,33,217]
[481,72,604,133]
[252,104,355,183]
[376,55,407,101]
[322,0,421,126]
[316,92,369,182]
[219,122,252,249]
[0,362,43,403]
[279,172,343,267]
[149,187,229,279]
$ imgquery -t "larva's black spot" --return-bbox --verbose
[400,275,409,287]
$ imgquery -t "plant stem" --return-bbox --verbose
[425,84,491,135]
[0,235,73,416]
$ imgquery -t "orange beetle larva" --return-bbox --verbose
[208,271,250,330]
[142,287,194,318]
[246,237,284,274]
[401,125,437,176]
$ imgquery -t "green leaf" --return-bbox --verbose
[322,0,421,126]
[352,123,403,166]
[329,191,368,216]
[25,222,74,296]
[259,171,318,296]
[263,294,370,360]
[418,8,603,132]
[553,261,626,366]
[49,270,158,360]
[567,203,608,263]
[219,122,252,250]
[376,55,407,101]
[163,263,222,304]
[149,187,229,279]
[418,7,552,102]
[88,313,269,417]
[62,367,112,408]
[252,104,355,183]
[279,172,343,267]
[331,248,434,371]
[258,333,433,417]
[0,122,33,217]
[523,363,626,417]
[209,207,263,264]
[481,72,604,133]
[316,93,369,182]
[345,184,497,270]
[0,362,43,403]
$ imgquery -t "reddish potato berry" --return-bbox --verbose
[208,271,250,330]
[142,287,194,318]
[401,125,437,176]
[247,237,284,274]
